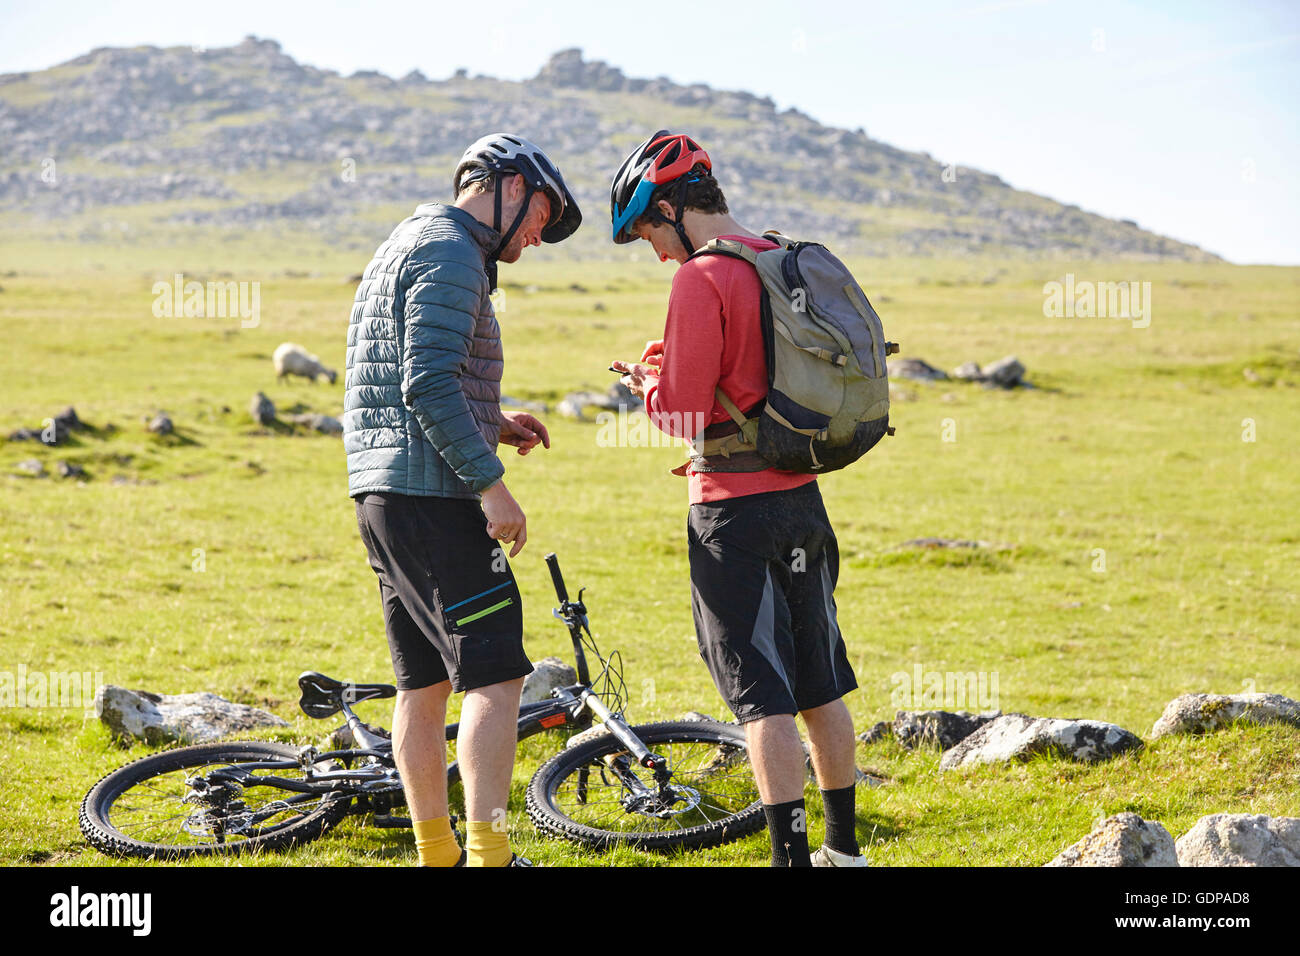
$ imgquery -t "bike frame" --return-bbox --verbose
[201,554,673,830]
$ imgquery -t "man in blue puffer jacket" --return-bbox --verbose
[344,134,581,867]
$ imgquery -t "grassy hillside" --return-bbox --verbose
[0,38,1218,261]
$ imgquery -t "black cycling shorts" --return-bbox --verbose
[354,492,533,692]
[687,482,857,723]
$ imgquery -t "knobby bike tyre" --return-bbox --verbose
[80,741,351,860]
[525,720,765,851]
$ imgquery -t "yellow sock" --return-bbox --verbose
[465,819,511,867]
[412,816,461,867]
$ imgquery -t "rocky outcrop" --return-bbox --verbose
[0,41,1220,261]
[939,713,1142,770]
[859,710,1001,750]
[1150,692,1300,739]
[1046,813,1178,867]
[95,685,288,745]
[982,355,1026,388]
[1176,814,1300,867]
[887,357,949,382]
[520,656,577,705]
[287,412,342,435]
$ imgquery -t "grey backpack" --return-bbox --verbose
[684,232,897,475]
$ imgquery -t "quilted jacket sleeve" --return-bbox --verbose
[398,246,505,494]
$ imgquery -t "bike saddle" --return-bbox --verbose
[297,671,397,719]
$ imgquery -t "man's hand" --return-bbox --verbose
[611,360,658,400]
[639,339,665,367]
[481,480,527,557]
[499,411,551,456]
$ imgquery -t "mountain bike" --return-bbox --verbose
[79,553,766,859]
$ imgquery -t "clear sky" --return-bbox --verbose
[3,0,1297,264]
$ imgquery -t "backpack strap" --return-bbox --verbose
[714,387,756,439]
[698,237,759,264]
[668,235,790,476]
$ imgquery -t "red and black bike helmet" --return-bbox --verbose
[610,130,712,254]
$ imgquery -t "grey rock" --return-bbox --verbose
[9,407,83,445]
[983,355,1025,388]
[147,413,173,435]
[1176,814,1300,867]
[893,709,1002,750]
[888,357,949,382]
[53,406,84,432]
[287,412,342,435]
[324,723,355,750]
[1150,692,1300,739]
[556,392,600,421]
[249,391,276,425]
[681,711,728,724]
[858,720,892,744]
[500,395,549,413]
[952,361,984,381]
[1046,813,1178,867]
[519,656,577,705]
[55,460,87,479]
[607,381,640,411]
[557,383,640,421]
[323,720,389,751]
[95,685,288,745]
[17,458,45,477]
[939,713,1143,770]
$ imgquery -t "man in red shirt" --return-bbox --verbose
[609,132,866,867]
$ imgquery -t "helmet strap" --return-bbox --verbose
[486,173,537,291]
[671,177,695,256]
[491,173,503,233]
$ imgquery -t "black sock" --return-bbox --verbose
[763,799,811,867]
[820,785,859,856]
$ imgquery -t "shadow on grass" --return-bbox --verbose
[152,428,203,447]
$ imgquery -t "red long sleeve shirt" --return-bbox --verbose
[643,234,818,504]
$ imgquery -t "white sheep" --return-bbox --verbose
[273,343,337,384]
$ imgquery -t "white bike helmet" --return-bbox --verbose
[454,133,582,251]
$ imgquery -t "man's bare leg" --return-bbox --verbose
[745,713,810,865]
[800,696,861,859]
[800,697,856,790]
[392,681,461,866]
[392,681,452,820]
[459,676,526,866]
[745,714,806,802]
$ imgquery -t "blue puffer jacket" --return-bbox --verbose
[344,203,506,499]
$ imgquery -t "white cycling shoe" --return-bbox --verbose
[811,845,869,867]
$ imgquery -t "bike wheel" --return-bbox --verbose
[80,741,351,860]
[525,720,765,851]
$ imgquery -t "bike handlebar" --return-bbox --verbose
[545,552,569,604]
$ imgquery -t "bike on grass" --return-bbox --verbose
[80,553,767,859]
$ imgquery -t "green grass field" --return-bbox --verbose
[2,234,1297,866]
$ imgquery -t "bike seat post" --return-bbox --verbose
[339,697,388,751]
